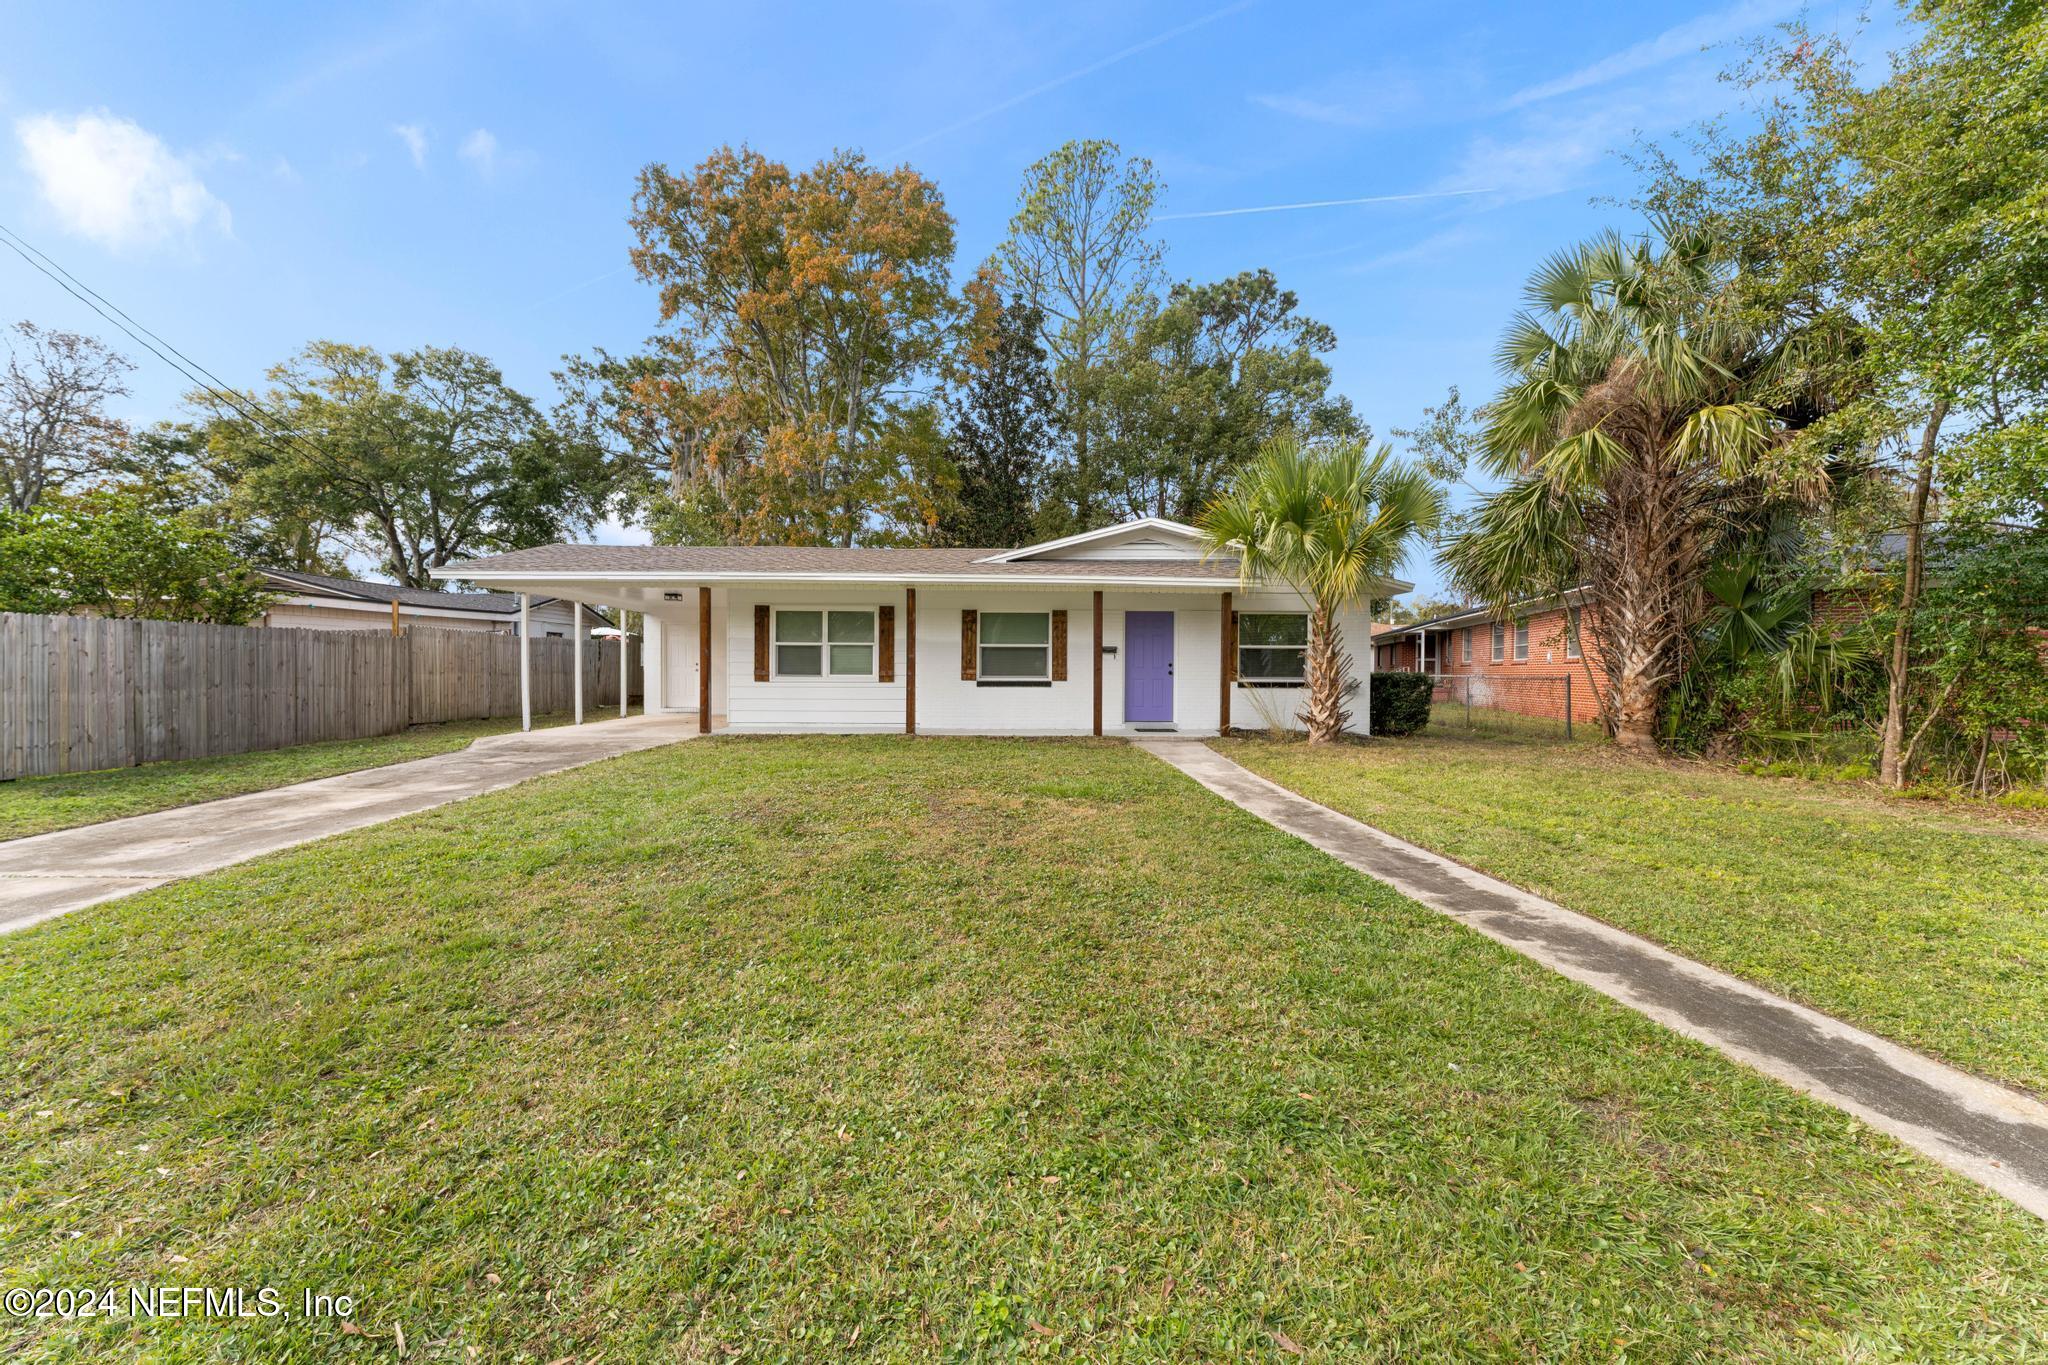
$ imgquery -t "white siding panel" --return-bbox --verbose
[624,578,1373,736]
[1227,594,1376,735]
[916,588,1231,735]
[723,586,905,732]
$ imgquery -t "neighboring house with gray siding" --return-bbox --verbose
[258,569,594,637]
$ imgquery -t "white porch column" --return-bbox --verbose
[619,618,629,718]
[572,601,584,724]
[518,592,532,732]
[643,617,665,715]
[1362,645,1373,737]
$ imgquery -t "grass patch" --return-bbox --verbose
[0,710,633,841]
[2,736,2044,1358]
[1219,729,2048,1095]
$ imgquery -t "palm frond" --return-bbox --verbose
[1534,426,1631,492]
[1674,402,1778,478]
[1440,474,1582,617]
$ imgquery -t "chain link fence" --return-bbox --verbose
[1426,673,1595,740]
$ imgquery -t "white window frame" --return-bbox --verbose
[772,607,877,681]
[978,610,1052,681]
[1490,623,1505,663]
[1564,607,1583,661]
[1236,611,1309,685]
[1513,620,1531,662]
[1461,628,1472,664]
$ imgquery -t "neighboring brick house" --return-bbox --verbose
[1373,590,1607,725]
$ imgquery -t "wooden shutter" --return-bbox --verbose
[753,604,770,681]
[1050,609,1068,681]
[878,605,895,681]
[960,609,978,680]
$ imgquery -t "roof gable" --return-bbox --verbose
[981,517,1209,564]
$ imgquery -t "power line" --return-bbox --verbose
[0,221,339,474]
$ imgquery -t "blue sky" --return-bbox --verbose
[2,0,1893,593]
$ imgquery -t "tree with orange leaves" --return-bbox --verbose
[627,146,963,545]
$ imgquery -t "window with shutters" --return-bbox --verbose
[773,608,875,678]
[978,611,1050,680]
[1236,612,1307,684]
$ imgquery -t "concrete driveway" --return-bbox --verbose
[0,714,698,935]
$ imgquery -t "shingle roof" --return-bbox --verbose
[439,544,1245,580]
[263,568,557,614]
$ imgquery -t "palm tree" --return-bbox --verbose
[1442,221,1839,751]
[1200,434,1445,742]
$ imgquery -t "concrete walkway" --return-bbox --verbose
[1139,739,2048,1221]
[0,715,699,936]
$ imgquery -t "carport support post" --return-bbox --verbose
[518,593,532,732]
[621,615,630,719]
[697,586,711,733]
[572,602,584,724]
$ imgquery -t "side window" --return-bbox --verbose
[1565,607,1583,660]
[1513,620,1530,661]
[1461,628,1472,664]
[1238,613,1308,682]
[1490,623,1505,663]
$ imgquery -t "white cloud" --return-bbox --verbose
[392,123,428,169]
[1342,226,1487,274]
[14,110,231,251]
[459,128,497,175]
[1250,63,1476,130]
[1503,0,1798,108]
[1437,63,1728,203]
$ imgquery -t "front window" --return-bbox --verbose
[980,611,1050,679]
[1565,607,1583,660]
[775,609,875,678]
[1461,628,1472,664]
[1238,613,1307,683]
[1491,623,1505,662]
[1513,620,1530,662]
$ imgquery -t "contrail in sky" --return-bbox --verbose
[1151,187,1499,223]
[523,263,632,314]
[886,0,1257,159]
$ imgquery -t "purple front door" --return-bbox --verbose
[1124,611,1175,723]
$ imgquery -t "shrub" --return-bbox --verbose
[1370,672,1434,736]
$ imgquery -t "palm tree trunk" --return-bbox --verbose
[1304,600,1352,743]
[1610,640,1663,751]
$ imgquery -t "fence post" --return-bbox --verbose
[1564,674,1573,740]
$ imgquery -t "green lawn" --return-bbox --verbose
[2,737,2044,1359]
[1219,728,2048,1096]
[0,709,634,841]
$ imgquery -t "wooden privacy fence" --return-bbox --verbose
[0,613,640,781]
